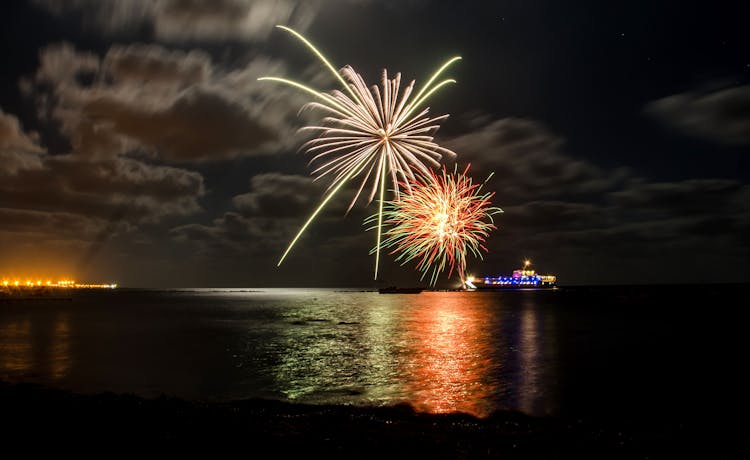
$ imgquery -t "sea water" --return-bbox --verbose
[1,285,748,419]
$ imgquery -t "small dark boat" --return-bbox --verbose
[378,286,423,294]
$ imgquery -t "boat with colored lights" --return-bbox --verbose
[464,260,557,290]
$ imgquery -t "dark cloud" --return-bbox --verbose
[646,84,750,145]
[609,179,743,214]
[33,0,319,42]
[155,0,318,41]
[84,87,277,162]
[0,208,128,241]
[2,41,223,278]
[525,214,748,260]
[514,179,750,254]
[0,155,205,221]
[233,173,349,218]
[50,156,204,206]
[500,201,605,232]
[526,220,696,255]
[0,109,44,153]
[25,43,310,162]
[173,171,363,251]
[28,42,100,94]
[0,140,206,281]
[606,179,750,245]
[442,118,750,284]
[3,37,335,282]
[169,205,381,287]
[0,150,45,175]
[0,110,45,174]
[24,43,131,159]
[171,213,297,254]
[104,44,212,88]
[444,118,630,205]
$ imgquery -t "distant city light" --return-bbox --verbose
[1,277,117,290]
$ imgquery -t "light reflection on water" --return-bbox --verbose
[0,319,32,373]
[518,300,557,416]
[401,293,495,416]
[51,314,71,379]
[0,313,71,380]
[0,289,560,418]
[4,286,747,420]
[267,291,556,417]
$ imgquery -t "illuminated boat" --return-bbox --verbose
[464,260,557,290]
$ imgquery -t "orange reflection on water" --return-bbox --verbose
[0,314,71,380]
[51,314,71,379]
[519,306,540,415]
[403,292,495,417]
[0,319,32,374]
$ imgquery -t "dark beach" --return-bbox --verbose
[2,380,747,458]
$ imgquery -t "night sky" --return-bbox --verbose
[1,0,748,288]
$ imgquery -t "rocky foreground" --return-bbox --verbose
[1,381,746,458]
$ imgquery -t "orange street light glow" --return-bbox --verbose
[0,277,117,290]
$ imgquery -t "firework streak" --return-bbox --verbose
[260,26,460,279]
[368,166,503,286]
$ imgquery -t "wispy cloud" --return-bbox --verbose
[33,0,319,42]
[646,84,750,145]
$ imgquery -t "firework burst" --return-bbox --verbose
[369,165,502,286]
[259,26,460,279]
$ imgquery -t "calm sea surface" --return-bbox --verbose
[1,286,748,419]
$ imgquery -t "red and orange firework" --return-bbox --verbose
[369,165,502,286]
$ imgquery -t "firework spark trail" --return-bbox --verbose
[368,165,503,286]
[259,25,460,279]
